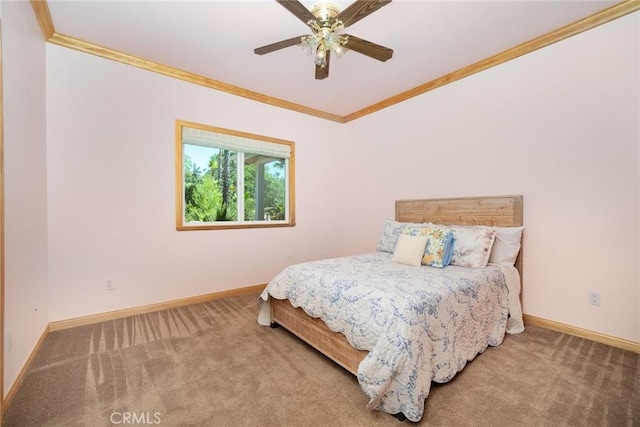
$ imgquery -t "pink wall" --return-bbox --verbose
[5,4,637,400]
[340,13,640,342]
[46,45,346,321]
[1,0,50,394]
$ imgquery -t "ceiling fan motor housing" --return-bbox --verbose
[310,2,342,23]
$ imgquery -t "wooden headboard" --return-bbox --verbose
[396,195,524,287]
[396,195,523,227]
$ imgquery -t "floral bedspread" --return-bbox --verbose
[258,252,523,422]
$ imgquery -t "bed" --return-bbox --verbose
[258,195,524,422]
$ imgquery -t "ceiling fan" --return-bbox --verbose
[254,0,394,80]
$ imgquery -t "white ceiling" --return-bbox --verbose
[46,0,619,117]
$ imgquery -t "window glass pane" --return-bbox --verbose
[264,160,286,221]
[176,120,294,230]
[244,156,286,221]
[183,144,238,222]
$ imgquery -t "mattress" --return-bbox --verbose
[259,252,524,421]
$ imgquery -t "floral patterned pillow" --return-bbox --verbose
[376,219,427,253]
[403,226,454,268]
[449,226,497,268]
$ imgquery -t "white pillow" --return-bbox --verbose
[489,226,524,267]
[392,234,429,267]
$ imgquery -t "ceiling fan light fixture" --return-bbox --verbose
[328,32,348,56]
[255,0,394,79]
[301,19,348,68]
[300,35,318,55]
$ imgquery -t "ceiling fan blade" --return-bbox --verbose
[335,0,392,28]
[276,0,316,25]
[315,51,330,80]
[344,35,393,62]
[254,36,304,55]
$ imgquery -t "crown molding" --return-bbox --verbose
[344,0,640,122]
[30,0,640,123]
[46,31,346,123]
[30,0,54,40]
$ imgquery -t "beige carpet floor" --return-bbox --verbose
[3,293,639,426]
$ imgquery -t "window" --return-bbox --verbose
[175,120,295,230]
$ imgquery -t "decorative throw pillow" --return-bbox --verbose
[489,226,524,267]
[449,226,497,268]
[391,234,429,267]
[404,226,455,268]
[376,219,426,253]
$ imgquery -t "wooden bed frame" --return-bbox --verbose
[270,195,524,375]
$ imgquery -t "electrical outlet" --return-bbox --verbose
[588,291,601,306]
[105,279,115,291]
